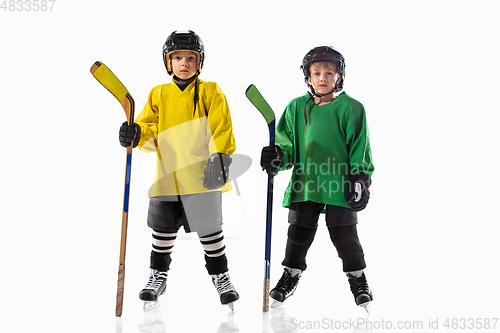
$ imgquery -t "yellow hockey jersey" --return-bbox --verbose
[135,78,236,196]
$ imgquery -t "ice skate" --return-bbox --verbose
[347,272,373,314]
[139,269,168,311]
[269,267,302,307]
[212,272,239,312]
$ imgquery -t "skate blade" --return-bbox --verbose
[359,302,371,315]
[143,300,161,311]
[227,302,235,312]
[270,300,283,309]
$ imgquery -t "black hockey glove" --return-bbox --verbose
[119,121,141,148]
[203,153,232,190]
[260,145,282,174]
[345,173,372,211]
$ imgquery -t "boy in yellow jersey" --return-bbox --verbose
[119,30,238,310]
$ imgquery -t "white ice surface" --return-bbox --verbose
[1,1,500,332]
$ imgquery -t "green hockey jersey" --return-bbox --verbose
[276,91,374,210]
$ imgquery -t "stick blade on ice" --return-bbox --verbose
[245,84,275,124]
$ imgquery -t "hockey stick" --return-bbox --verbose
[90,61,135,317]
[245,84,276,312]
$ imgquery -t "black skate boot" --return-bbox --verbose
[212,272,239,311]
[269,267,302,306]
[139,269,168,310]
[347,272,373,312]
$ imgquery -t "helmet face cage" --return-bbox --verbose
[163,30,205,75]
[301,46,345,94]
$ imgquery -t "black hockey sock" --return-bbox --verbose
[328,225,366,272]
[282,224,317,271]
[204,254,229,275]
[150,230,177,271]
[150,251,172,272]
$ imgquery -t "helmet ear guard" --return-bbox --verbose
[301,46,345,95]
[163,30,205,75]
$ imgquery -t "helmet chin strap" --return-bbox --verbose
[311,88,335,98]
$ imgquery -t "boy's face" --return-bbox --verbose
[170,50,198,81]
[307,62,341,96]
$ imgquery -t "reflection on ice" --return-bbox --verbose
[135,307,240,333]
[138,308,167,333]
[263,305,374,333]
[263,306,297,333]
[112,299,377,333]
[215,312,240,333]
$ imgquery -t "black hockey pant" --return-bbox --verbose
[282,224,366,272]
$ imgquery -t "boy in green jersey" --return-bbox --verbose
[260,46,374,310]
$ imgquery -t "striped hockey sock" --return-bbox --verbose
[199,230,226,258]
[152,231,177,254]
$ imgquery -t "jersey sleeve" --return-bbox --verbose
[135,86,160,153]
[345,102,374,177]
[275,102,295,172]
[205,83,236,156]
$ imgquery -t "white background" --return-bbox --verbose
[1,1,499,332]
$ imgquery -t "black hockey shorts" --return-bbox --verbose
[147,192,223,237]
[287,201,357,228]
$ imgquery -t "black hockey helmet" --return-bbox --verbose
[301,46,345,94]
[163,30,205,75]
